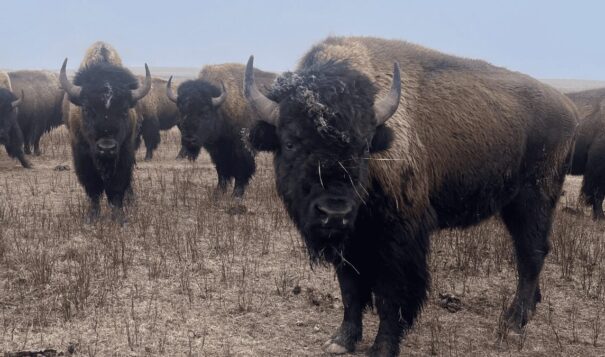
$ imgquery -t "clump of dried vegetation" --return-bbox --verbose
[0,127,603,356]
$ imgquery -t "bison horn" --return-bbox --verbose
[166,76,178,103]
[131,64,152,101]
[11,90,23,109]
[244,55,279,126]
[59,58,82,100]
[212,82,227,107]
[373,62,401,125]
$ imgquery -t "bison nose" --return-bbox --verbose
[96,139,118,156]
[314,197,353,226]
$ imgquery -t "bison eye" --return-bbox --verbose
[285,142,295,151]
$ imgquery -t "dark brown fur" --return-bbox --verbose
[8,71,67,156]
[135,77,181,160]
[567,88,605,218]
[65,42,142,224]
[177,63,276,197]
[249,36,577,356]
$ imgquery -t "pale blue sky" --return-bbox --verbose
[1,0,603,79]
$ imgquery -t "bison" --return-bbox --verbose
[0,71,29,168]
[244,37,577,356]
[135,76,183,160]
[166,63,276,198]
[60,42,151,223]
[566,88,605,219]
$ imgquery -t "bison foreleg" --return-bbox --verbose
[368,228,430,357]
[323,263,370,354]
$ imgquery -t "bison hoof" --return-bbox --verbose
[321,340,349,355]
[503,306,532,335]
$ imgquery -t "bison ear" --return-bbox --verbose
[370,124,394,153]
[249,121,279,152]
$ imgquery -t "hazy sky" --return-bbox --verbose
[1,0,603,79]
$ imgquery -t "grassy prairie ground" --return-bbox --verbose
[0,127,603,356]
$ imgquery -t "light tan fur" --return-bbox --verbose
[300,37,577,217]
[135,77,178,126]
[0,71,12,90]
[79,41,123,69]
[198,63,277,129]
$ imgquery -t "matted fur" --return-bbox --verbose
[299,37,577,220]
[198,63,276,128]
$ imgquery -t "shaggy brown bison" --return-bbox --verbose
[60,42,151,224]
[244,37,577,356]
[167,63,276,198]
[0,71,29,168]
[567,88,605,219]
[135,76,183,161]
[6,71,67,157]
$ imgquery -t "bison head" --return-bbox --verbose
[0,88,22,145]
[166,78,226,160]
[244,56,400,260]
[60,59,151,161]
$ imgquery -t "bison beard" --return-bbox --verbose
[245,37,576,357]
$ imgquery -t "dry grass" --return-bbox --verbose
[0,127,603,356]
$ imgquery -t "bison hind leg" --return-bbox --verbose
[141,118,160,161]
[500,185,558,333]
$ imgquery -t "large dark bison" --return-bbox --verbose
[9,71,67,156]
[566,88,605,219]
[167,63,276,198]
[0,71,29,168]
[60,42,151,223]
[135,76,182,161]
[244,37,577,356]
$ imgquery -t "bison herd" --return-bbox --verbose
[0,37,603,356]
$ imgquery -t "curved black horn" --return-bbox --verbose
[373,62,401,125]
[11,90,23,109]
[166,76,178,103]
[212,82,227,107]
[131,64,152,101]
[243,55,279,125]
[59,58,82,100]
